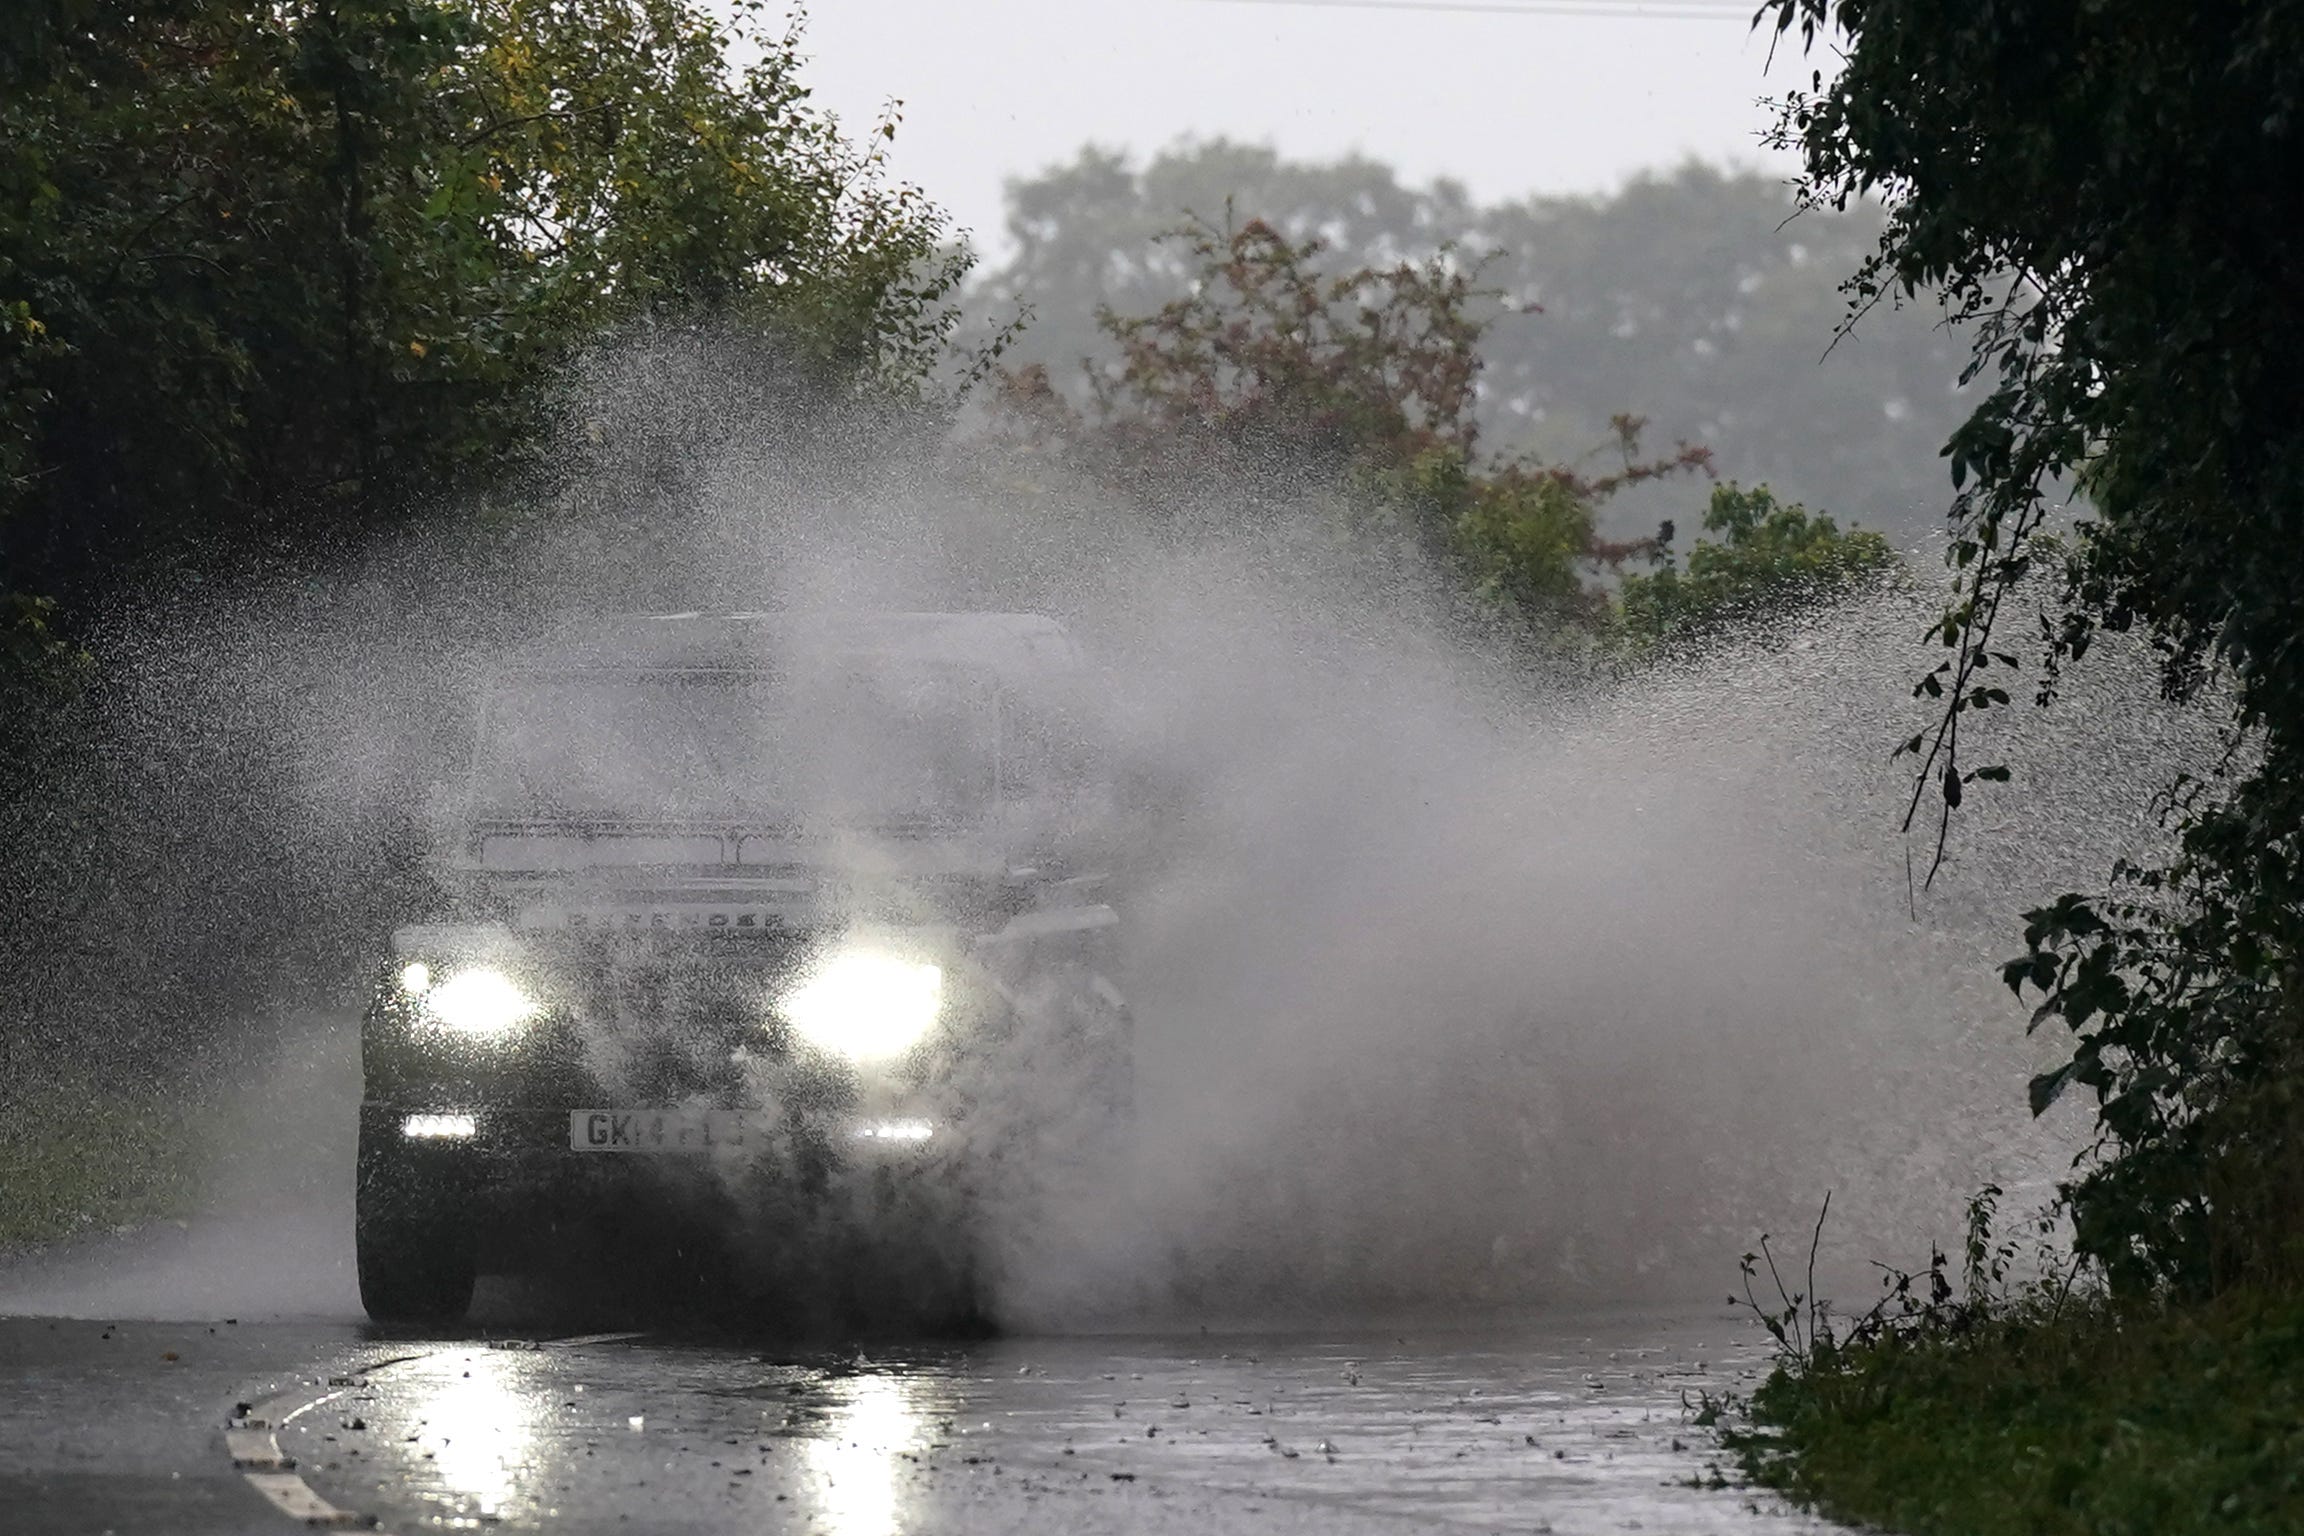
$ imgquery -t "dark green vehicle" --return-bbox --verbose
[356,612,1130,1324]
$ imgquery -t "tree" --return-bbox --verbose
[1620,482,1895,654]
[1763,0,2304,1294]
[969,145,1967,542]
[995,214,1707,634]
[0,0,962,613]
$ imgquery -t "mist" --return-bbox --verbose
[0,333,2220,1328]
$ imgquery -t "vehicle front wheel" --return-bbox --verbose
[355,1117,477,1324]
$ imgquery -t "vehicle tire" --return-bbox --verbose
[355,1117,477,1325]
[829,1168,991,1337]
[923,1256,995,1339]
[356,1213,477,1324]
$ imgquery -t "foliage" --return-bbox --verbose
[0,1076,204,1250]
[456,0,965,387]
[1621,482,1895,652]
[1734,1288,2304,1536]
[1722,1187,2058,1387]
[996,214,1709,633]
[1720,1192,2304,1535]
[1761,0,2304,1295]
[969,145,1967,541]
[0,0,962,611]
[2008,875,2304,1299]
[1089,214,1484,485]
[0,593,88,705]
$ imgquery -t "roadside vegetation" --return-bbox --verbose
[1737,1292,2304,1535]
[1704,1188,2304,1533]
[0,1078,204,1248]
[1713,2,2304,1529]
[989,211,1891,652]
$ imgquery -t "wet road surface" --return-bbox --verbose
[0,1301,1838,1535]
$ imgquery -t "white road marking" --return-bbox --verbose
[237,1388,339,1433]
[229,1354,434,1532]
[226,1335,650,1530]
[225,1426,294,1471]
[244,1470,369,1528]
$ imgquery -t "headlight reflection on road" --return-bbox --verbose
[412,1351,541,1529]
[803,1375,930,1536]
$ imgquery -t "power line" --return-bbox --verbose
[1189,0,1758,20]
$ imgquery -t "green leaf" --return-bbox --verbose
[2028,1063,2080,1117]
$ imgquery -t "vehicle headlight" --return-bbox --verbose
[780,950,943,1063]
[407,964,538,1037]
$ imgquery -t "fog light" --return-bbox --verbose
[401,1113,477,1140]
[853,1118,934,1143]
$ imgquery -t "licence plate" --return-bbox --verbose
[569,1109,755,1153]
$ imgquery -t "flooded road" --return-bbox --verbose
[0,1306,1839,1535]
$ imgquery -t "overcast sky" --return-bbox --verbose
[794,0,1808,260]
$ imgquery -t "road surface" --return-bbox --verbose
[0,1239,1834,1536]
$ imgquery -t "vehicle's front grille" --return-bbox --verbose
[537,942,809,1104]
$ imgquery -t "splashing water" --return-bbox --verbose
[0,336,2223,1326]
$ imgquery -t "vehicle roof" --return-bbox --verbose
[499,611,1084,682]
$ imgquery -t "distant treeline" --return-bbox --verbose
[966,145,1966,544]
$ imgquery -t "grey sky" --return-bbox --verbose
[796,0,1807,259]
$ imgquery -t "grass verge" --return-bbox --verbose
[1729,1291,2304,1535]
[0,1078,206,1250]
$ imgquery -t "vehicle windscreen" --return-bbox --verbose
[470,665,995,823]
